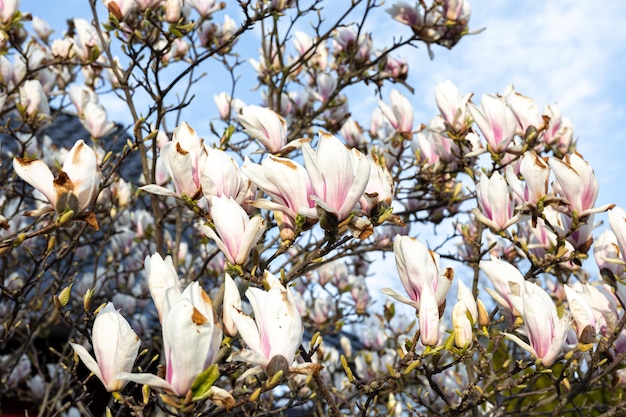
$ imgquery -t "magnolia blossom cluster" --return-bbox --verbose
[71,253,304,402]
[142,114,393,248]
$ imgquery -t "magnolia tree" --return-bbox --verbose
[1,0,626,416]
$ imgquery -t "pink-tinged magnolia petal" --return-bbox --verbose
[242,155,317,220]
[433,267,454,307]
[81,101,116,138]
[303,132,371,220]
[70,302,140,392]
[378,89,414,133]
[62,140,102,212]
[457,280,477,323]
[381,287,418,310]
[479,257,525,314]
[238,105,287,153]
[435,80,471,131]
[475,171,519,231]
[505,87,542,135]
[230,305,263,358]
[139,184,179,198]
[12,157,57,208]
[452,301,473,348]
[19,79,50,117]
[608,207,626,257]
[70,342,104,385]
[203,197,265,265]
[200,147,248,203]
[564,285,597,339]
[145,253,181,324]
[548,152,608,217]
[116,371,175,392]
[418,283,440,347]
[359,155,394,217]
[222,273,242,336]
[502,332,537,360]
[519,151,550,206]
[522,286,554,360]
[230,272,303,367]
[158,122,205,199]
[507,282,571,366]
[160,141,197,198]
[468,93,517,153]
[393,235,440,309]
[161,283,222,396]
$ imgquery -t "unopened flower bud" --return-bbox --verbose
[477,299,490,327]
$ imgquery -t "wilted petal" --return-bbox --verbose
[12,157,57,208]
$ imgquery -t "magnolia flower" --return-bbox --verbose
[504,282,570,367]
[504,87,543,136]
[200,196,265,265]
[413,128,460,167]
[468,94,517,153]
[303,131,371,222]
[13,140,101,214]
[386,2,422,28]
[359,155,394,220]
[200,146,250,205]
[435,80,471,132]
[331,26,371,62]
[141,122,206,199]
[119,282,222,396]
[186,0,224,18]
[378,89,414,134]
[564,285,602,343]
[81,101,116,139]
[229,271,304,369]
[594,229,625,279]
[549,152,612,217]
[313,73,337,103]
[222,273,242,337]
[243,155,317,240]
[213,92,244,120]
[19,79,50,120]
[239,105,306,154]
[457,280,478,323]
[145,253,181,324]
[443,0,470,22]
[340,118,367,149]
[73,18,102,61]
[608,207,626,258]
[165,0,182,22]
[70,303,140,392]
[382,235,453,346]
[542,103,574,153]
[606,207,626,302]
[0,0,19,24]
[505,151,550,209]
[473,171,520,231]
[383,235,453,310]
[452,301,473,348]
[479,256,526,317]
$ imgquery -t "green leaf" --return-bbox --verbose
[191,364,220,401]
